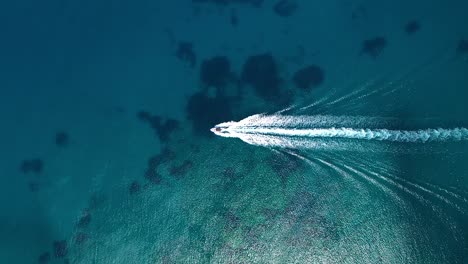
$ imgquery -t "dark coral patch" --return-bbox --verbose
[160,119,180,140]
[224,211,241,230]
[293,65,325,90]
[268,152,303,183]
[137,111,152,122]
[129,180,141,194]
[38,252,50,264]
[186,92,232,136]
[160,147,177,161]
[74,232,88,245]
[230,9,238,26]
[241,53,282,101]
[77,211,91,228]
[28,182,40,192]
[457,39,468,54]
[273,0,298,17]
[176,42,196,68]
[145,168,162,185]
[53,240,67,258]
[147,148,176,170]
[20,159,43,174]
[55,132,69,147]
[361,37,387,58]
[200,56,231,89]
[169,160,193,178]
[148,155,163,170]
[87,193,107,211]
[137,111,179,142]
[405,20,420,35]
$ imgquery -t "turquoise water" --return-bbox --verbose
[1,1,468,263]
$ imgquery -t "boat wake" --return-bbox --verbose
[211,114,468,150]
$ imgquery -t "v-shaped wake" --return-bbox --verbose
[211,114,468,149]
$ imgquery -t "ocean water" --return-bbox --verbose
[1,0,468,263]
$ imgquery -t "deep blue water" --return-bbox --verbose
[1,1,468,263]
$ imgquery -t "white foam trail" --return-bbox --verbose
[213,114,468,149]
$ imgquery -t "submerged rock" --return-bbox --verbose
[293,65,325,90]
[169,160,193,178]
[241,53,281,101]
[268,152,303,183]
[230,9,238,26]
[28,182,40,192]
[273,0,298,17]
[53,240,67,258]
[129,180,141,194]
[145,168,162,185]
[20,159,43,174]
[38,252,50,264]
[137,111,179,142]
[74,232,88,245]
[77,211,91,228]
[200,56,231,89]
[176,42,196,68]
[147,148,176,170]
[457,39,468,54]
[361,37,387,58]
[137,110,152,122]
[405,20,420,35]
[55,132,69,147]
[186,92,232,136]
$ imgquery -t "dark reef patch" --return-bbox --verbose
[20,159,43,174]
[129,180,141,194]
[141,147,177,187]
[38,252,50,264]
[351,5,367,20]
[147,148,176,170]
[161,147,177,161]
[241,53,282,101]
[186,92,233,136]
[53,240,67,258]
[176,42,196,68]
[55,132,69,147]
[77,211,91,228]
[293,65,325,90]
[273,0,298,17]
[224,211,241,230]
[148,155,163,170]
[200,56,231,89]
[145,168,162,185]
[87,193,107,211]
[283,191,340,243]
[74,232,88,245]
[268,152,303,184]
[404,20,420,35]
[28,182,40,192]
[230,9,238,26]
[457,39,468,54]
[169,160,193,178]
[137,111,179,142]
[361,37,387,58]
[137,110,152,121]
